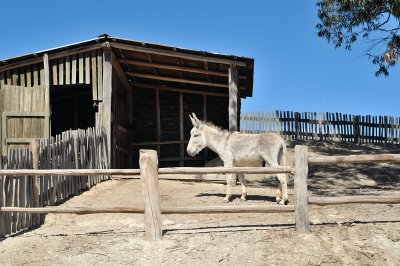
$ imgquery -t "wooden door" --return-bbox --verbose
[0,86,50,156]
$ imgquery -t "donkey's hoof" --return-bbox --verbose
[223,198,230,203]
[277,199,289,205]
[240,196,247,201]
[276,196,282,203]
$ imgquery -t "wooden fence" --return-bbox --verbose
[1,146,400,240]
[240,111,400,144]
[0,127,109,237]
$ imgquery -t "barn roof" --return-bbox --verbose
[0,35,254,98]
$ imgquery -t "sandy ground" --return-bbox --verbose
[0,141,400,266]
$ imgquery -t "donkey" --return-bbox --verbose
[187,113,288,204]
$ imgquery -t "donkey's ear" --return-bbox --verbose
[189,114,198,127]
[192,113,201,124]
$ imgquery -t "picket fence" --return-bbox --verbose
[240,111,400,144]
[0,127,109,237]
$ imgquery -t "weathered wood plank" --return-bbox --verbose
[0,71,5,89]
[97,50,103,101]
[78,53,84,84]
[30,139,40,226]
[58,58,64,85]
[65,56,71,85]
[33,65,39,86]
[85,52,90,84]
[71,54,77,84]
[91,51,98,100]
[309,154,400,165]
[19,68,25,87]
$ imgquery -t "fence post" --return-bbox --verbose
[139,149,162,241]
[294,145,310,234]
[30,139,40,227]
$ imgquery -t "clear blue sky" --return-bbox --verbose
[1,1,399,117]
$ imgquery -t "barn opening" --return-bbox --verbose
[50,84,97,136]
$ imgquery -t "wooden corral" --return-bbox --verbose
[1,146,400,239]
[0,35,255,168]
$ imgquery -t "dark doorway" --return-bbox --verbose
[50,85,97,136]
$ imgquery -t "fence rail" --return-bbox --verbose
[1,146,400,240]
[240,111,400,144]
[0,127,108,237]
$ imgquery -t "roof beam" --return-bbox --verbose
[119,58,247,79]
[126,72,228,88]
[131,82,228,97]
[110,42,246,67]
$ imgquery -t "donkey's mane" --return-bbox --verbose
[202,120,228,133]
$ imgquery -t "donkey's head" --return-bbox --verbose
[187,113,207,156]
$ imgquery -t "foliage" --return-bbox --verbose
[316,0,400,76]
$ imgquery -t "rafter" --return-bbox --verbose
[119,58,247,79]
[126,72,229,88]
[131,82,228,97]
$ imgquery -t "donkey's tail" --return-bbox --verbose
[278,142,287,167]
[278,141,293,179]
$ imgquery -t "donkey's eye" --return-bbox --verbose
[193,134,200,137]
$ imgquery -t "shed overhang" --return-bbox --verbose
[0,35,254,98]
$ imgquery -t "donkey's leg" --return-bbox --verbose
[237,173,247,201]
[276,173,288,205]
[276,183,282,203]
[223,161,235,203]
[265,159,288,205]
[223,174,235,202]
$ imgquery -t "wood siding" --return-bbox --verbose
[0,50,104,101]
[0,86,50,156]
[132,87,228,168]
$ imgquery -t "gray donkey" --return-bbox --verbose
[187,113,288,204]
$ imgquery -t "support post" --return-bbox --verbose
[294,145,310,234]
[30,139,40,226]
[179,93,184,167]
[139,149,162,240]
[43,54,50,138]
[228,66,238,132]
[102,49,112,167]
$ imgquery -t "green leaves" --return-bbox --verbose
[316,0,400,76]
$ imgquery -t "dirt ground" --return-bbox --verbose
[1,141,400,265]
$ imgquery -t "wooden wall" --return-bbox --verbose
[112,70,130,168]
[48,50,103,101]
[0,63,44,89]
[131,87,229,168]
[0,86,50,156]
[0,50,103,101]
[0,48,107,158]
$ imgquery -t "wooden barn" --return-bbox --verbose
[0,35,254,168]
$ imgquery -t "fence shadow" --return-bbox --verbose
[195,192,276,202]
[163,219,400,236]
